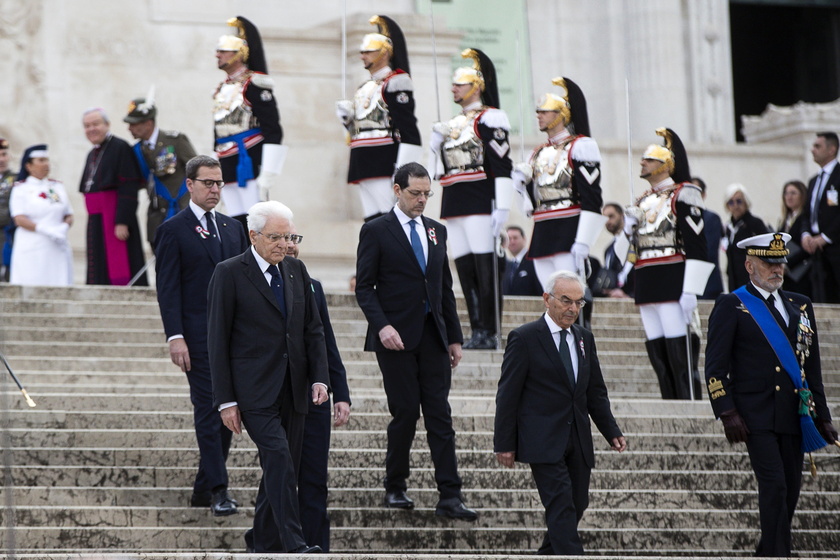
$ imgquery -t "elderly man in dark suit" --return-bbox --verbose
[208,200,329,554]
[154,155,248,515]
[495,270,626,555]
[705,232,836,557]
[801,131,840,303]
[355,162,476,520]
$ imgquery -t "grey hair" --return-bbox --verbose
[725,183,751,209]
[543,270,585,295]
[82,107,110,124]
[247,200,294,232]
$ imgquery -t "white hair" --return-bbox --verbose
[725,183,751,208]
[82,107,110,124]
[543,270,585,295]
[247,200,294,232]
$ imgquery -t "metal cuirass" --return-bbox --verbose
[442,112,484,174]
[532,142,575,211]
[352,80,392,140]
[214,78,258,151]
[635,189,680,257]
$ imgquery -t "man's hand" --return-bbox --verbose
[312,383,329,405]
[496,451,515,468]
[114,224,129,241]
[679,292,697,325]
[449,343,462,368]
[168,338,191,372]
[379,325,404,351]
[570,242,589,277]
[335,100,354,126]
[334,401,351,427]
[491,208,509,237]
[221,406,242,435]
[816,418,838,444]
[611,436,627,453]
[719,408,750,444]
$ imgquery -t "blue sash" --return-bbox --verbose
[133,142,187,220]
[217,128,260,187]
[733,285,826,452]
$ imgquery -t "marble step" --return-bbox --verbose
[4,408,731,433]
[4,462,839,493]
[1,524,836,555]
[2,504,837,531]
[3,484,835,511]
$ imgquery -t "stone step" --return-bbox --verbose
[2,503,836,531]
[4,462,839,492]
[1,524,836,555]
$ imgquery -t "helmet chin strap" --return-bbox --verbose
[221,50,247,71]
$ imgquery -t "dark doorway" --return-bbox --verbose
[730,1,840,141]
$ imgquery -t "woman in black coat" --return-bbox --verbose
[724,183,769,291]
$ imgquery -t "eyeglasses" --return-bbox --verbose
[288,234,303,244]
[548,293,586,308]
[193,178,225,189]
[256,232,293,244]
[726,198,745,206]
[404,189,434,199]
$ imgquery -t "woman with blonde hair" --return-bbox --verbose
[723,183,768,291]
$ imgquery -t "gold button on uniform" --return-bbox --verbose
[775,386,780,391]
[775,366,781,372]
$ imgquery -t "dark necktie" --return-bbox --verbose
[766,294,787,328]
[267,265,286,320]
[409,220,426,274]
[811,171,825,231]
[559,330,576,387]
[205,212,222,262]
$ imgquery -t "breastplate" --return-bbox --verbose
[352,79,391,140]
[442,112,484,174]
[214,80,257,150]
[533,142,575,210]
[636,189,680,254]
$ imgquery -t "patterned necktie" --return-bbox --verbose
[267,265,286,320]
[205,212,221,262]
[409,220,426,274]
[559,330,576,387]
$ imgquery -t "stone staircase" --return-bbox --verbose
[0,284,839,559]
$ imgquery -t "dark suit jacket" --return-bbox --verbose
[705,284,830,434]
[154,207,248,352]
[801,163,840,243]
[311,279,350,404]
[503,255,543,296]
[725,211,769,291]
[355,210,463,352]
[207,249,329,413]
[702,209,724,299]
[494,317,622,468]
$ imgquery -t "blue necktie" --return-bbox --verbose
[409,220,426,274]
[559,330,575,387]
[267,265,286,320]
[205,212,221,262]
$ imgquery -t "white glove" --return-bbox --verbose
[571,242,589,277]
[429,130,445,155]
[679,292,697,325]
[617,260,633,287]
[335,100,354,126]
[513,162,533,184]
[432,121,450,138]
[256,144,287,201]
[623,207,641,236]
[491,208,509,237]
[37,222,68,243]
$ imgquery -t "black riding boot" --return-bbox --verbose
[645,337,676,399]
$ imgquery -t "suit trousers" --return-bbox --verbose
[240,383,306,553]
[815,244,840,303]
[745,430,803,558]
[530,424,590,556]
[298,399,332,551]
[185,351,231,494]
[376,315,462,499]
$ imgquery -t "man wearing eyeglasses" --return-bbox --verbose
[355,162,476,520]
[154,155,248,516]
[495,269,626,555]
[208,199,329,554]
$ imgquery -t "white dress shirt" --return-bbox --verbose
[544,313,579,381]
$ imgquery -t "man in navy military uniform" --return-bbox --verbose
[705,232,836,557]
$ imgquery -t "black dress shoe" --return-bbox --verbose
[383,490,415,509]
[189,491,211,507]
[435,497,478,521]
[289,544,322,553]
[463,329,497,350]
[210,488,238,517]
